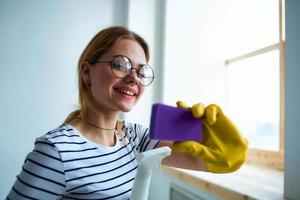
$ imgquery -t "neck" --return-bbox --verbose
[71,107,121,146]
[85,120,115,131]
[85,107,119,130]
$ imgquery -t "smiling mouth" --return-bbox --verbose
[115,88,136,97]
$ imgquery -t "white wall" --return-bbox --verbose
[284,1,300,199]
[0,0,127,197]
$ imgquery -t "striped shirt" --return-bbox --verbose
[7,122,159,200]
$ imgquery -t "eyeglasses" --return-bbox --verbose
[94,55,155,86]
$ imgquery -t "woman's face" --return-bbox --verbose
[85,39,147,113]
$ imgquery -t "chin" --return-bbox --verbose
[118,102,136,113]
[121,109,132,113]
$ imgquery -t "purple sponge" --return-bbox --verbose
[149,103,202,142]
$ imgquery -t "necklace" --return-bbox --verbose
[87,120,132,153]
[86,121,115,131]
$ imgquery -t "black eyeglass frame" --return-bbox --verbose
[93,55,155,86]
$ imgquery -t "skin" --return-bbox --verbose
[70,39,145,146]
[70,38,206,171]
[87,39,146,114]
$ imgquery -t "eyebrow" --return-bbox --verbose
[114,55,147,66]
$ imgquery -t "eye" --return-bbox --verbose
[111,63,128,72]
[139,65,154,78]
[137,72,146,78]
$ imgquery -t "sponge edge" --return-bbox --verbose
[149,103,202,142]
[130,147,172,200]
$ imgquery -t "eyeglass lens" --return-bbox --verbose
[111,56,154,86]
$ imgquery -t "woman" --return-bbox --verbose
[7,26,247,199]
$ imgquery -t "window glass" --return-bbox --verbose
[226,0,279,57]
[226,50,279,150]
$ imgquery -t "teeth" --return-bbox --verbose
[118,89,134,96]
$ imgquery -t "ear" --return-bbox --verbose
[80,61,91,84]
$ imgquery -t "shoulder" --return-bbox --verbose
[34,124,94,163]
[34,124,87,155]
[7,126,67,199]
[36,124,82,144]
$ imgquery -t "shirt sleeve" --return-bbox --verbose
[6,139,66,199]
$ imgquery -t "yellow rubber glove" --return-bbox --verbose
[172,101,248,173]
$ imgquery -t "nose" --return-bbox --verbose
[124,68,140,85]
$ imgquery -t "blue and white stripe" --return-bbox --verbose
[7,122,159,199]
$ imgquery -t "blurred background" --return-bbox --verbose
[1,0,299,199]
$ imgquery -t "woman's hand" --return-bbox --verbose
[172,101,248,173]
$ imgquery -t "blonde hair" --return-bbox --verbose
[64,26,150,124]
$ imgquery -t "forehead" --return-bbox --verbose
[102,39,147,64]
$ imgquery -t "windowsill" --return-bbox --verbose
[161,164,284,200]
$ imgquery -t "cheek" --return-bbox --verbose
[90,73,115,95]
[137,87,145,98]
[92,69,115,86]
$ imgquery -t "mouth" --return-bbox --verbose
[114,87,137,97]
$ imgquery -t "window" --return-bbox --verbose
[162,0,284,169]
[225,0,284,168]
